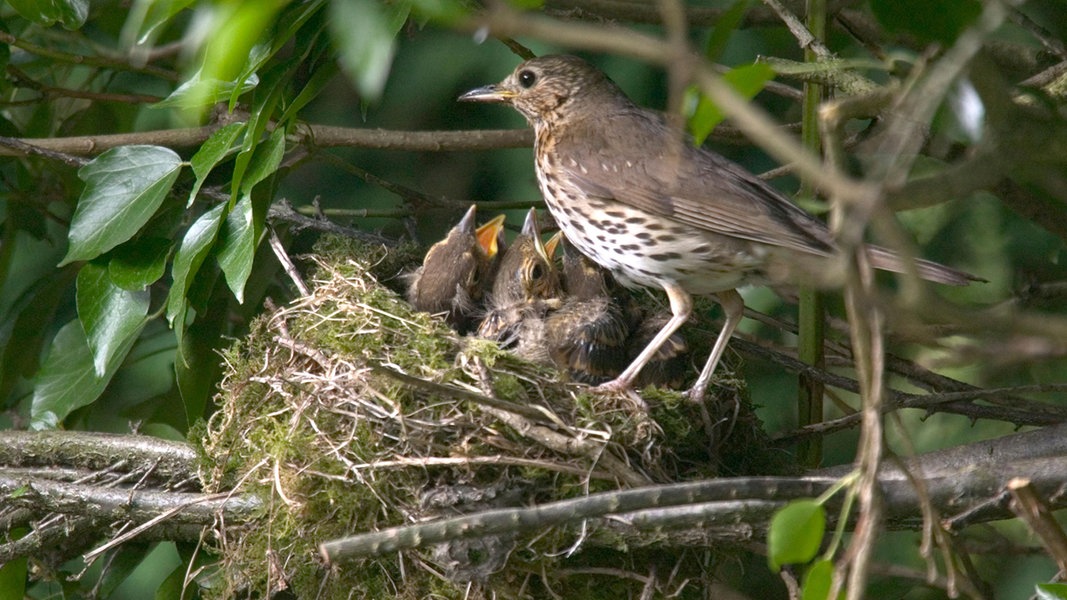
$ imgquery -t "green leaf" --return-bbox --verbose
[166,203,226,342]
[329,0,398,102]
[767,499,826,571]
[188,122,247,207]
[704,0,751,63]
[94,546,146,598]
[190,123,247,181]
[280,62,339,124]
[187,1,285,113]
[30,319,136,429]
[161,0,280,115]
[230,72,288,199]
[239,126,286,195]
[61,146,182,266]
[1037,583,1067,600]
[0,553,27,600]
[688,63,775,144]
[0,267,76,404]
[216,195,256,304]
[801,559,835,600]
[6,0,88,29]
[77,261,150,377]
[870,0,981,45]
[108,236,172,291]
[176,280,229,426]
[153,71,259,110]
[156,561,189,600]
[120,0,197,51]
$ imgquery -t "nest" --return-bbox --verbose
[198,236,783,599]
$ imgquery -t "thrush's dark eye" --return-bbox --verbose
[530,263,545,280]
[518,70,537,89]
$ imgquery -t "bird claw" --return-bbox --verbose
[590,379,648,412]
[591,378,629,394]
[684,385,708,404]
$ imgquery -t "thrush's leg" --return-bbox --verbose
[595,282,693,393]
[687,289,744,402]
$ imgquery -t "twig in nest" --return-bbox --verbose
[269,227,309,295]
[268,198,397,246]
[1007,477,1067,574]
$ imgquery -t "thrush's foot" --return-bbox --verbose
[684,383,709,404]
[591,377,630,394]
[591,378,648,411]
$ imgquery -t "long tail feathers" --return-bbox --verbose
[866,246,983,286]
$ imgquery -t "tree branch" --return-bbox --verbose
[0,125,533,158]
[0,431,198,484]
[0,475,259,525]
[320,424,1067,562]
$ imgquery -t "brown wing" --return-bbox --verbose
[556,108,836,257]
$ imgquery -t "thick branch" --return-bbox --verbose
[0,431,198,483]
[0,475,261,525]
[0,126,533,157]
[301,125,531,151]
[321,425,1067,561]
[320,477,837,560]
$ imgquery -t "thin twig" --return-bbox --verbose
[269,227,309,296]
[1007,478,1067,574]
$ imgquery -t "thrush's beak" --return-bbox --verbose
[459,84,515,103]
[475,213,507,257]
[544,232,561,260]
[456,204,478,234]
[522,208,553,263]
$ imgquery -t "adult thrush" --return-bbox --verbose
[408,205,505,333]
[477,208,562,362]
[460,54,975,401]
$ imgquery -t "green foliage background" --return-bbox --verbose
[2,0,1066,597]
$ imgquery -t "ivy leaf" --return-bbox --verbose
[77,261,150,376]
[30,319,137,429]
[216,195,256,304]
[154,71,259,110]
[188,122,247,207]
[61,146,182,266]
[238,126,286,195]
[166,203,226,357]
[108,236,172,291]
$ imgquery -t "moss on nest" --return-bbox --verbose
[197,236,785,599]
